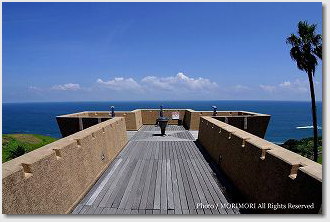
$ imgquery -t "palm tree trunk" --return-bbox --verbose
[307,71,318,162]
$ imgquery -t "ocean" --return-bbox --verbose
[2,100,323,144]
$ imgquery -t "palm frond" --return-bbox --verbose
[290,47,304,71]
[298,21,310,38]
[312,34,322,46]
[313,45,322,60]
[286,34,301,46]
[287,21,322,75]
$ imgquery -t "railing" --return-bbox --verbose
[2,117,128,214]
[198,116,322,213]
[56,109,270,137]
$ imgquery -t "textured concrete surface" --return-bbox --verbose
[2,117,128,214]
[198,117,322,214]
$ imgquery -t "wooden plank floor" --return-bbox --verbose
[72,125,239,215]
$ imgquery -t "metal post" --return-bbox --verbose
[79,117,83,130]
[212,106,217,116]
[157,105,169,136]
[111,106,115,117]
[244,117,248,130]
[160,105,164,117]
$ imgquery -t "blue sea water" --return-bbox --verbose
[2,101,322,144]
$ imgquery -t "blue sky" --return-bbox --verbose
[2,2,322,102]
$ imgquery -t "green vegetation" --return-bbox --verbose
[281,136,322,164]
[2,134,57,163]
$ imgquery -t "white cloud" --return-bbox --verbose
[260,79,312,94]
[278,79,309,93]
[52,83,81,91]
[95,72,218,94]
[28,86,43,91]
[141,72,218,91]
[233,84,251,91]
[279,81,291,87]
[96,77,143,91]
[260,84,276,93]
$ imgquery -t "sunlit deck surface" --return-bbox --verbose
[72,125,239,215]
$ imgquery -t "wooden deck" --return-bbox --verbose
[72,125,239,215]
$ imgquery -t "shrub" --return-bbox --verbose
[281,137,322,163]
[8,144,26,159]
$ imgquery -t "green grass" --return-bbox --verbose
[2,134,57,163]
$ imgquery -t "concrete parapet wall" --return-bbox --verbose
[2,117,128,214]
[140,109,187,125]
[57,110,143,137]
[115,110,143,130]
[186,111,237,130]
[213,114,270,138]
[82,110,143,130]
[57,109,270,137]
[198,117,322,213]
[183,109,193,129]
[186,110,262,132]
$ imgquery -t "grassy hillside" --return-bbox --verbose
[281,136,322,164]
[2,134,57,163]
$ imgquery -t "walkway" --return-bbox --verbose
[72,125,239,215]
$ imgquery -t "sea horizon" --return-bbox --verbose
[2,99,323,104]
[2,100,322,144]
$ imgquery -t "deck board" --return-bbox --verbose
[72,125,239,215]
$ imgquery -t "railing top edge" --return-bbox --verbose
[200,117,322,180]
[57,110,270,117]
[2,117,125,177]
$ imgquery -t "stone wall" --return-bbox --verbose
[2,117,128,214]
[198,117,322,213]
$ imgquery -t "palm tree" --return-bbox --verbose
[286,21,322,162]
